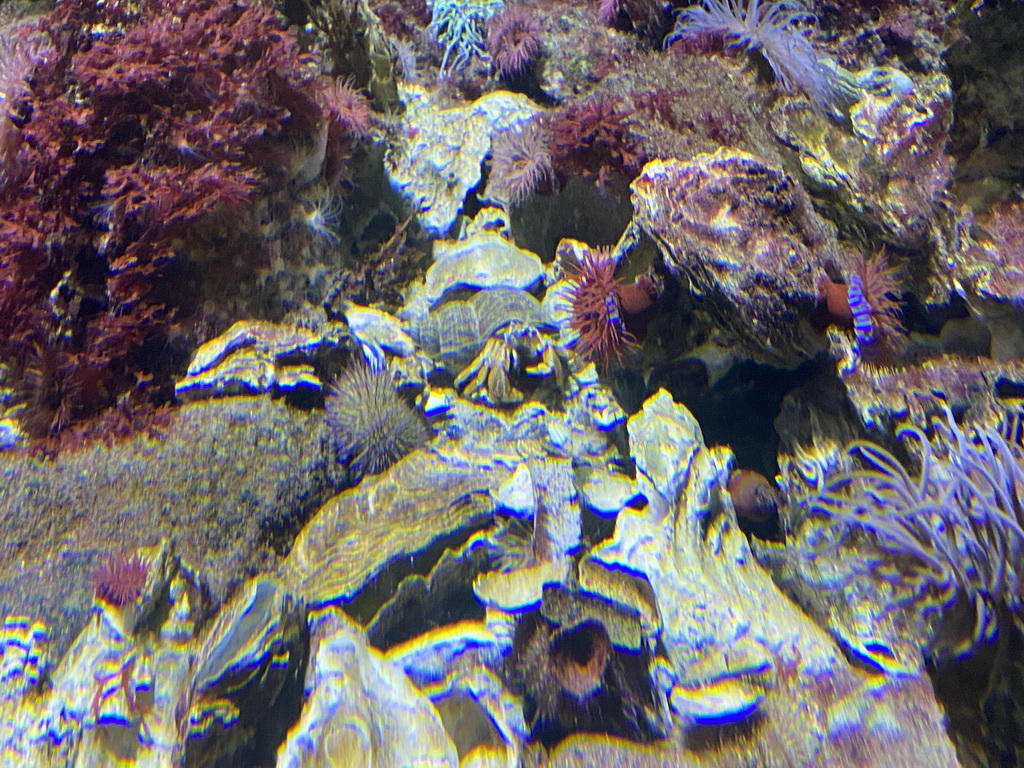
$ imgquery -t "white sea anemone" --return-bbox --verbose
[667,0,859,118]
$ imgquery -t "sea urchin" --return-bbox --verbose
[486,5,543,79]
[325,359,430,478]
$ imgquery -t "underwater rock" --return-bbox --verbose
[284,369,622,613]
[948,199,1024,358]
[410,288,567,405]
[584,390,959,764]
[0,544,305,768]
[420,231,545,310]
[386,85,540,236]
[336,301,417,361]
[175,319,348,402]
[628,151,836,367]
[184,576,306,767]
[399,213,567,406]
[0,396,336,662]
[771,69,953,252]
[829,338,1024,430]
[280,448,501,610]
[277,610,459,768]
[385,620,526,763]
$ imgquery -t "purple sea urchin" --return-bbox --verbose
[325,359,429,478]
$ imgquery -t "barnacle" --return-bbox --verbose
[667,0,859,118]
[798,408,1024,659]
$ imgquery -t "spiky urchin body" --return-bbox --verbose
[325,361,429,477]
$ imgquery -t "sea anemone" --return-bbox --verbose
[325,358,430,478]
[817,250,903,362]
[297,183,344,245]
[429,0,504,76]
[486,120,552,207]
[92,553,149,608]
[486,5,542,79]
[798,408,1024,660]
[666,0,859,118]
[564,247,636,370]
[318,78,374,140]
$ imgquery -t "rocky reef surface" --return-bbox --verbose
[1,0,1024,764]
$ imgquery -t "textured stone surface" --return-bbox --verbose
[0,397,338,660]
[629,151,839,366]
